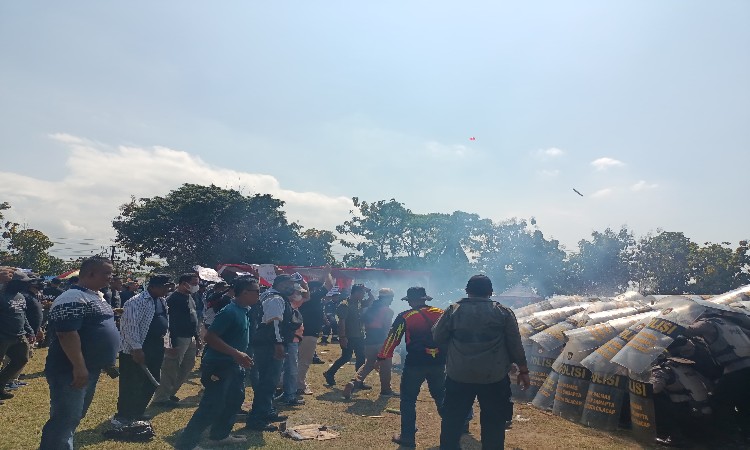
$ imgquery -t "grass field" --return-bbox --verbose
[0,345,647,450]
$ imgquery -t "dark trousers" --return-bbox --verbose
[440,376,512,450]
[247,344,283,424]
[0,336,30,387]
[175,362,245,449]
[400,363,446,440]
[327,337,365,375]
[116,338,164,420]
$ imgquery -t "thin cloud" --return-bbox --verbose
[532,147,565,161]
[0,135,353,252]
[590,188,613,199]
[591,157,625,171]
[631,180,659,191]
[424,141,472,159]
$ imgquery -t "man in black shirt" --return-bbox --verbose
[297,278,333,395]
[151,273,201,407]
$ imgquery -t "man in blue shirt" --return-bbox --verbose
[174,276,259,450]
[40,257,119,450]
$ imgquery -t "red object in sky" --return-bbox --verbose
[469,137,476,141]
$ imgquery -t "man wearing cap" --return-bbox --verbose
[112,273,172,425]
[245,274,301,431]
[0,270,35,401]
[343,287,397,399]
[377,287,446,447]
[40,257,119,450]
[433,274,529,450]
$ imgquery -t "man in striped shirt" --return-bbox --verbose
[112,274,172,426]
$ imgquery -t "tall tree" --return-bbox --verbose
[632,231,696,294]
[567,227,635,296]
[688,240,750,294]
[113,184,332,271]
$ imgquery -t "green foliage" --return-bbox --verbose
[112,184,334,271]
[633,231,696,294]
[566,227,635,296]
[688,240,750,294]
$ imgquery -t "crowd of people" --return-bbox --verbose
[0,259,529,450]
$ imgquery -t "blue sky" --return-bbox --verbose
[1,1,748,261]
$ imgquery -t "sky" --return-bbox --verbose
[1,1,748,262]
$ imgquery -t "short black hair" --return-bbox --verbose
[351,283,366,293]
[79,256,112,276]
[179,273,198,284]
[466,274,493,297]
[232,276,259,294]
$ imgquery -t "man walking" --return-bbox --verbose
[377,287,446,447]
[296,279,331,395]
[112,274,172,425]
[433,275,530,450]
[151,273,202,407]
[40,257,120,450]
[174,276,260,450]
[323,284,373,386]
[0,271,35,401]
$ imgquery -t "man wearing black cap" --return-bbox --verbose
[112,273,172,426]
[377,287,446,447]
[433,274,529,450]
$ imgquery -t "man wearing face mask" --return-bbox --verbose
[151,273,202,407]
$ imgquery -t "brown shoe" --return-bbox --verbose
[342,381,355,399]
[392,434,416,447]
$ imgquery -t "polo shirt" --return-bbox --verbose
[203,301,249,364]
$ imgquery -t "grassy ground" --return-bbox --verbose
[1,345,646,450]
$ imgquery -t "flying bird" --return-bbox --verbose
[573,188,583,197]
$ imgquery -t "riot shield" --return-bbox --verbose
[628,373,657,443]
[531,352,564,410]
[552,362,592,420]
[707,285,750,306]
[580,372,629,430]
[519,342,561,401]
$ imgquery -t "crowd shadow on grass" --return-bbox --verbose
[314,388,347,403]
[19,370,46,380]
[344,395,390,417]
[75,420,115,449]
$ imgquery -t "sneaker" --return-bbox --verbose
[323,370,336,386]
[380,390,400,397]
[392,434,416,448]
[296,387,313,396]
[356,382,372,390]
[208,435,247,445]
[0,390,13,400]
[244,422,278,432]
[342,382,355,400]
[279,398,305,406]
[5,383,20,391]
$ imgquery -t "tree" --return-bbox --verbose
[0,201,60,274]
[688,240,750,294]
[113,183,332,271]
[632,231,696,294]
[567,227,635,296]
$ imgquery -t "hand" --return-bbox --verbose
[36,330,45,342]
[517,372,531,391]
[131,349,146,365]
[71,365,89,389]
[26,334,36,344]
[273,344,286,361]
[0,266,15,284]
[233,351,253,368]
[165,347,179,358]
[339,337,348,349]
[113,308,124,316]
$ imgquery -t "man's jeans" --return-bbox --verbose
[281,342,299,400]
[400,363,446,441]
[175,361,245,450]
[327,336,365,376]
[0,336,30,387]
[247,344,283,424]
[152,337,197,403]
[440,376,512,450]
[39,370,101,450]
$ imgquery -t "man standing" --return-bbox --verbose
[343,288,397,398]
[323,284,373,386]
[377,287,445,447]
[245,274,299,431]
[119,280,138,304]
[433,275,530,450]
[174,276,260,449]
[112,274,171,425]
[40,257,119,450]
[151,273,202,407]
[0,271,34,401]
[297,278,332,396]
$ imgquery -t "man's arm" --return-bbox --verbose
[503,308,530,389]
[204,330,252,368]
[56,331,89,389]
[378,314,406,360]
[431,305,453,346]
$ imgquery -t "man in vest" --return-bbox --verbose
[245,274,300,431]
[434,275,529,450]
[688,316,750,442]
[377,287,445,447]
[323,284,373,386]
[112,274,172,426]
